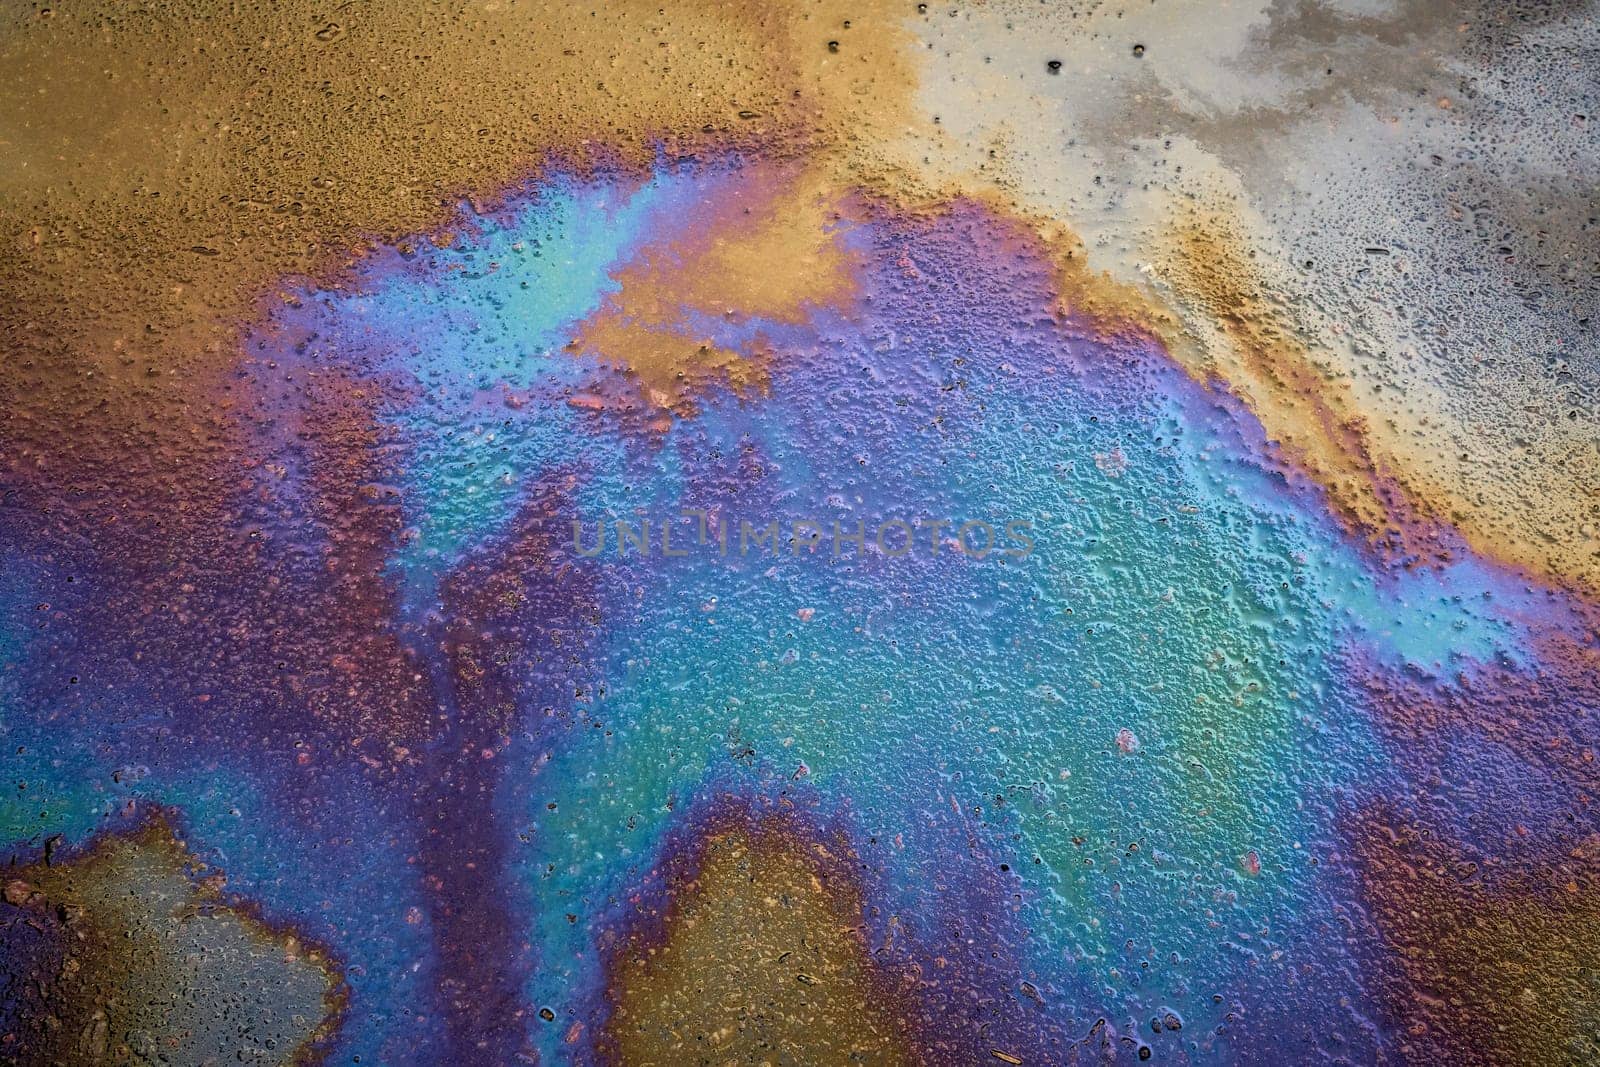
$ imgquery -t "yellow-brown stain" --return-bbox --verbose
[0,816,341,1065]
[606,827,912,1065]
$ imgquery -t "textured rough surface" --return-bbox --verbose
[0,1,1595,1065]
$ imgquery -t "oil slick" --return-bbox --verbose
[0,1,1595,1064]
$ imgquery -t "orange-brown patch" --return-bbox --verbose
[605,823,913,1065]
[570,165,858,414]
